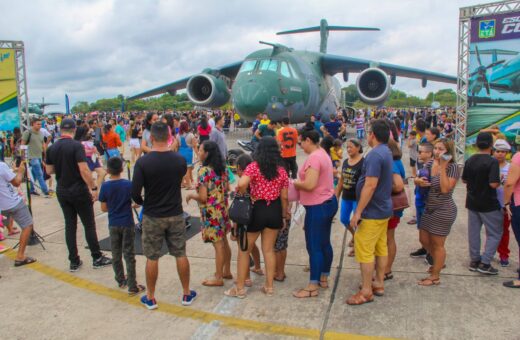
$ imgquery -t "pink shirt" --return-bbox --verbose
[298,148,335,206]
[511,153,520,206]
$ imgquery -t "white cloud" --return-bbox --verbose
[3,0,478,111]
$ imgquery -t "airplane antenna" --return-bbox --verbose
[276,19,379,54]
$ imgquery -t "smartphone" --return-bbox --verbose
[19,145,28,161]
[441,154,452,161]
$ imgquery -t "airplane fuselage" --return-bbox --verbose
[232,48,341,123]
[488,56,520,94]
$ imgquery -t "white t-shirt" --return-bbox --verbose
[209,118,216,129]
[0,162,22,210]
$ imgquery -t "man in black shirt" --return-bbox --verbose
[46,119,112,272]
[132,122,196,309]
[462,132,503,275]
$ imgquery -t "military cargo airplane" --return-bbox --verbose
[129,19,456,123]
[469,46,520,103]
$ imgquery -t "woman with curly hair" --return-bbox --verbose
[186,141,232,286]
[225,137,289,298]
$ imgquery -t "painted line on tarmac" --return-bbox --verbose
[1,249,396,340]
[191,297,240,339]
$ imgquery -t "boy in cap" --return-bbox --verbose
[462,132,503,275]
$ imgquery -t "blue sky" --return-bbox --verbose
[2,0,480,112]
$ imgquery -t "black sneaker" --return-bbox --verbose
[70,260,83,272]
[93,255,112,269]
[410,247,427,258]
[468,261,480,272]
[424,254,433,266]
[477,263,498,275]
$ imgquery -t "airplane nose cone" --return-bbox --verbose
[233,82,269,120]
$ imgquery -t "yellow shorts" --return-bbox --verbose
[354,218,389,263]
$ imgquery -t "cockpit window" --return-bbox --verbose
[288,63,300,80]
[239,60,257,73]
[259,59,279,72]
[280,62,291,78]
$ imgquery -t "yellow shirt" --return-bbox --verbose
[260,118,271,125]
[330,147,342,161]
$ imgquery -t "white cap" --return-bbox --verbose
[494,139,511,151]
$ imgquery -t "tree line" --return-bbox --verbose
[71,87,456,113]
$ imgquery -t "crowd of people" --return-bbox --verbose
[0,105,519,310]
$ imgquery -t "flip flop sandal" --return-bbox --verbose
[224,286,246,299]
[274,274,286,282]
[346,291,374,305]
[292,288,318,298]
[348,249,355,257]
[372,286,385,297]
[418,277,441,286]
[319,280,329,289]
[118,279,128,289]
[8,230,20,236]
[14,257,36,267]
[202,278,224,287]
[251,268,264,276]
[384,272,394,281]
[261,286,274,296]
[503,280,520,288]
[128,284,146,296]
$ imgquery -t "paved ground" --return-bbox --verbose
[1,129,519,340]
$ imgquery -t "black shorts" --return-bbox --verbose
[249,198,283,233]
[410,158,417,167]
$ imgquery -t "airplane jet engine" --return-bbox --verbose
[356,68,391,105]
[186,74,230,107]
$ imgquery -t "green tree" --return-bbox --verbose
[71,101,90,113]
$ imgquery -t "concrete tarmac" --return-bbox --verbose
[1,129,519,340]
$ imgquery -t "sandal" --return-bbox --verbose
[8,229,20,236]
[384,272,393,281]
[348,249,355,257]
[418,277,441,286]
[319,280,329,289]
[202,278,224,287]
[503,280,520,288]
[224,286,246,299]
[128,284,146,296]
[118,279,128,289]
[14,257,37,267]
[346,291,374,305]
[234,279,253,287]
[292,288,318,298]
[372,285,385,297]
[261,286,274,296]
[251,268,264,276]
[274,274,286,282]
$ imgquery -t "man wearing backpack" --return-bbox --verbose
[21,118,50,198]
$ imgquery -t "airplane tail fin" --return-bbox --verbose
[276,19,379,53]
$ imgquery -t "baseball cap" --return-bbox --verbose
[60,118,76,130]
[494,139,511,151]
[476,132,493,149]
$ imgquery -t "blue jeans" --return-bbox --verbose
[304,196,338,284]
[340,198,357,228]
[29,158,49,195]
[356,129,364,140]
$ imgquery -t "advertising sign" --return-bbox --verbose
[466,11,520,155]
[0,48,20,132]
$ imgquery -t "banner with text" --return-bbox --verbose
[466,11,520,156]
[0,48,20,132]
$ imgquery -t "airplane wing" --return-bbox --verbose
[128,61,243,100]
[321,54,456,84]
[489,82,512,92]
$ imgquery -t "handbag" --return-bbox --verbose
[391,188,409,211]
[229,195,253,225]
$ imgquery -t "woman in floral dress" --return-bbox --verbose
[186,140,232,286]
